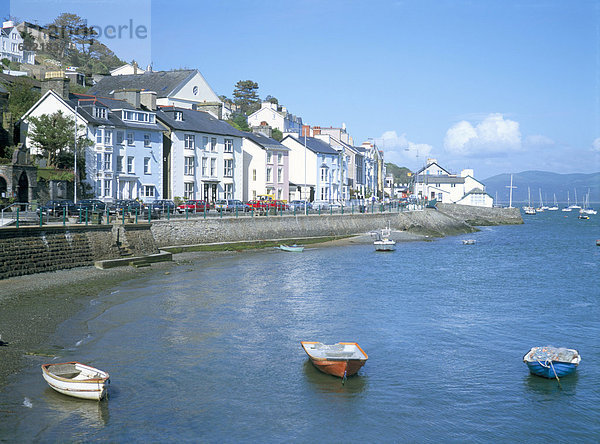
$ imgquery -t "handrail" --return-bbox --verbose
[1,202,32,226]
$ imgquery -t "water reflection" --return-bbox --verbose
[302,360,367,395]
[523,372,579,397]
[43,388,109,428]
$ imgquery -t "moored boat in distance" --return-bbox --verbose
[301,341,368,378]
[279,244,304,252]
[42,362,110,400]
[372,226,396,251]
[462,239,476,245]
[523,346,581,379]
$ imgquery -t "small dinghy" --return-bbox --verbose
[301,341,368,379]
[42,362,110,400]
[523,346,581,379]
[372,226,396,251]
[279,244,304,252]
[462,239,476,245]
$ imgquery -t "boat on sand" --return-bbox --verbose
[42,362,110,400]
[279,244,304,252]
[301,341,368,378]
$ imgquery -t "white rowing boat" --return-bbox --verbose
[42,362,110,400]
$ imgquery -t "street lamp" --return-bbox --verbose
[73,104,78,204]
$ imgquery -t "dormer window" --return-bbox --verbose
[174,111,183,121]
[95,107,107,119]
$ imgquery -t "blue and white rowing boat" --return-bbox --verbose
[279,244,304,252]
[523,346,581,379]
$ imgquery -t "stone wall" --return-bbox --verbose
[436,203,523,226]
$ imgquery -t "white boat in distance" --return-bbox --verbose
[372,226,396,251]
[42,362,110,400]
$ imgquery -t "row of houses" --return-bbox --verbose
[18,63,492,207]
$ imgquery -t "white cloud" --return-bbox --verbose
[525,134,555,147]
[443,113,522,157]
[592,137,600,152]
[377,130,433,164]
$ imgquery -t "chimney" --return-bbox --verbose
[140,90,157,111]
[42,74,70,100]
[252,123,272,138]
[132,60,139,74]
[302,125,311,138]
[113,89,141,108]
[312,126,321,136]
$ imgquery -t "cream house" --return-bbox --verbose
[247,102,303,134]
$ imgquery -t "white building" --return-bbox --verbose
[281,134,345,204]
[413,159,493,207]
[90,69,229,119]
[109,62,146,76]
[21,82,164,204]
[242,132,290,202]
[247,102,303,134]
[1,21,35,64]
[156,106,244,203]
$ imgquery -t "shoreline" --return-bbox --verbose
[0,229,426,388]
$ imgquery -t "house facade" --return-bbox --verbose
[247,102,303,134]
[21,84,164,204]
[1,21,35,64]
[281,134,345,204]
[412,159,493,207]
[241,132,289,202]
[156,106,244,203]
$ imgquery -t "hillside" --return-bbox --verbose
[385,163,412,185]
[484,171,600,206]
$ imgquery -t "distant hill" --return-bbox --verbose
[483,171,600,206]
[385,163,412,185]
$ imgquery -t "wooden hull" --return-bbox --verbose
[42,362,109,401]
[309,358,366,378]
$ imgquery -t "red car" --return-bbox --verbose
[177,200,210,213]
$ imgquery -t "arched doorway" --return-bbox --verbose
[16,172,28,203]
[0,176,6,198]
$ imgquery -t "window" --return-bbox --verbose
[174,111,183,121]
[266,152,272,164]
[104,130,112,146]
[277,188,282,200]
[103,153,112,170]
[127,132,134,145]
[127,156,134,174]
[144,134,151,147]
[321,168,327,182]
[116,131,124,145]
[321,186,328,201]
[202,136,209,150]
[210,158,216,177]
[252,169,256,181]
[224,138,233,153]
[95,179,101,195]
[210,137,217,152]
[184,156,195,175]
[184,134,195,149]
[95,107,107,119]
[266,167,272,183]
[252,190,256,200]
[123,111,134,121]
[96,129,103,144]
[104,179,111,197]
[184,182,194,200]
[144,157,150,174]
[224,183,233,200]
[144,185,155,197]
[96,153,102,171]
[277,167,282,183]
[277,153,282,164]
[224,159,233,177]
[201,158,207,176]
[117,156,123,172]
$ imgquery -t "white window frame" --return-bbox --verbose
[144,185,155,197]
[103,179,111,197]
[210,137,217,152]
[184,182,194,200]
[104,130,112,146]
[224,183,233,200]
[266,167,272,183]
[210,158,216,177]
[127,132,134,145]
[127,156,134,174]
[144,133,151,147]
[277,167,282,183]
[103,153,112,171]
[185,134,195,150]
[144,157,150,174]
[224,138,233,153]
[184,156,195,176]
[202,158,207,176]
[224,159,233,177]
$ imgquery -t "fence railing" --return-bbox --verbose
[0,200,428,228]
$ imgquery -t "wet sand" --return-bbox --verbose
[0,230,424,387]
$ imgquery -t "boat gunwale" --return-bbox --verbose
[300,341,369,362]
[522,348,581,366]
[41,361,110,384]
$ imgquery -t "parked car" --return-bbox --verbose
[76,199,106,212]
[38,200,77,216]
[149,199,176,214]
[110,199,145,214]
[288,200,312,211]
[177,200,210,213]
[215,199,249,212]
[311,201,330,211]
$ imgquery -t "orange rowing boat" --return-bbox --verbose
[301,341,368,378]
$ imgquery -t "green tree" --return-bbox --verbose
[233,80,260,115]
[7,78,40,121]
[265,95,278,105]
[227,113,250,132]
[27,111,92,169]
[271,128,283,141]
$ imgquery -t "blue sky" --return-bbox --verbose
[6,0,600,178]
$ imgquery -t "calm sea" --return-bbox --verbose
[1,211,599,442]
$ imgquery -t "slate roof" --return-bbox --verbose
[89,70,196,98]
[156,106,245,138]
[68,93,162,131]
[282,135,339,155]
[243,132,289,151]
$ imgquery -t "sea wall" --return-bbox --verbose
[436,203,523,226]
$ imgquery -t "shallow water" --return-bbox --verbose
[1,211,599,442]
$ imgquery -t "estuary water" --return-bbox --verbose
[1,211,599,442]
